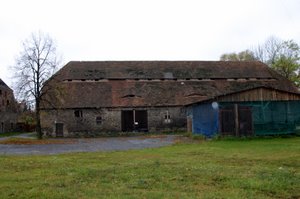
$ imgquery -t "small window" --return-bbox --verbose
[164,72,173,79]
[0,90,2,95]
[164,111,171,123]
[74,110,83,118]
[96,116,102,125]
[7,100,9,105]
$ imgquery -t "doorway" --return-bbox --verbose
[1,122,3,133]
[55,123,64,137]
[219,105,253,136]
[121,110,148,132]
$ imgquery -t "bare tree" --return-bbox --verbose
[13,32,60,139]
[252,36,283,65]
[253,36,300,86]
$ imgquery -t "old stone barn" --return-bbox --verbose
[41,61,300,137]
[0,79,19,133]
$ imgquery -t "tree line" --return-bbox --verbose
[220,36,300,86]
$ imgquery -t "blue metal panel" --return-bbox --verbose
[192,103,219,137]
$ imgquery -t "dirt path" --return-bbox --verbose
[0,135,178,155]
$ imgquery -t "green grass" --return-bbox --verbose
[0,132,27,138]
[0,137,299,199]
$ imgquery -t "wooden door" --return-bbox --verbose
[187,116,192,132]
[219,107,235,136]
[219,105,253,137]
[238,106,253,136]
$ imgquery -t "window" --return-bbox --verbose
[7,100,9,105]
[164,111,171,123]
[74,110,83,118]
[96,116,102,125]
[0,90,2,95]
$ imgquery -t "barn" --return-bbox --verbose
[40,61,300,137]
[0,79,19,133]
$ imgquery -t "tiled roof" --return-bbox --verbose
[41,61,299,108]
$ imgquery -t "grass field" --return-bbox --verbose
[0,137,299,199]
[0,132,27,138]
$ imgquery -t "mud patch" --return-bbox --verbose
[0,138,77,145]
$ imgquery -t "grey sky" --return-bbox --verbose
[1,0,300,87]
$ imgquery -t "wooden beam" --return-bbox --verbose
[234,104,239,136]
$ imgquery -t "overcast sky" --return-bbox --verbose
[1,0,300,87]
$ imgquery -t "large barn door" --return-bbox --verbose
[121,111,134,131]
[219,105,253,137]
[121,110,148,132]
[135,110,148,132]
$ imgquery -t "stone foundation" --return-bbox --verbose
[41,107,187,137]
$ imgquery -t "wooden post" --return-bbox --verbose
[234,104,239,136]
[133,109,136,124]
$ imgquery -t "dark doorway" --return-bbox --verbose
[121,110,148,132]
[55,123,64,137]
[121,111,134,132]
[219,105,253,136]
[238,106,253,136]
[1,122,3,133]
[219,106,235,136]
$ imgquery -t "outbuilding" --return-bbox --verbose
[186,86,300,137]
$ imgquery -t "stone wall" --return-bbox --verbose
[147,107,186,132]
[41,107,187,137]
[0,83,19,133]
[0,112,18,133]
